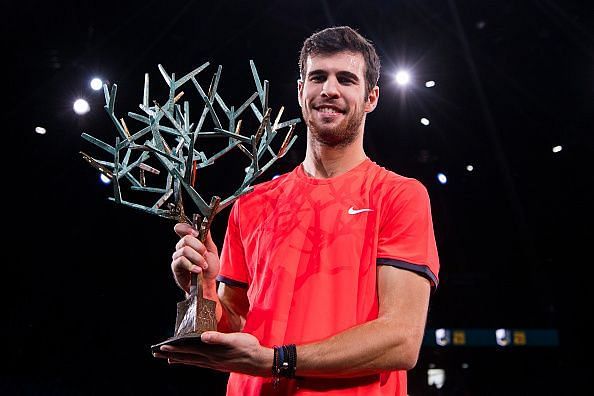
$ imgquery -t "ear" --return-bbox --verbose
[297,79,304,108]
[364,85,380,113]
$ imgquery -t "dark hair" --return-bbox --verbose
[299,26,381,96]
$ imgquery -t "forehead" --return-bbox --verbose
[305,51,365,77]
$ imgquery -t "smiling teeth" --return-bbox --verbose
[319,107,340,113]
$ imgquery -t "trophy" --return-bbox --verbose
[80,60,299,351]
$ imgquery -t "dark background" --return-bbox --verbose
[6,0,593,394]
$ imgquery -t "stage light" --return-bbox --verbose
[466,164,474,172]
[552,145,562,153]
[35,126,47,135]
[100,174,111,184]
[73,99,90,115]
[395,70,410,86]
[420,118,430,126]
[435,328,451,346]
[496,328,511,346]
[90,78,103,91]
[437,172,447,184]
[427,368,445,389]
[425,80,436,88]
[272,174,280,180]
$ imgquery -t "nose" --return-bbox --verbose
[321,77,339,98]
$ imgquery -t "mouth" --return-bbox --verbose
[313,105,345,116]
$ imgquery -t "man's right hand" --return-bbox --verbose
[171,223,221,293]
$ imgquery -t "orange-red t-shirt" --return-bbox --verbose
[218,158,440,395]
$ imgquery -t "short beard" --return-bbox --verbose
[306,106,365,148]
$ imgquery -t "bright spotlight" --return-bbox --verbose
[35,126,47,135]
[420,118,430,126]
[395,70,410,85]
[552,145,562,153]
[425,80,436,88]
[100,174,111,184]
[73,99,90,115]
[466,164,474,172]
[437,172,447,184]
[90,78,103,91]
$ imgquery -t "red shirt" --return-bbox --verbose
[218,158,440,395]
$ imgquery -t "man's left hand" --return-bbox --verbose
[153,332,273,377]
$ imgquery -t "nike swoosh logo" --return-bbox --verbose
[348,207,373,215]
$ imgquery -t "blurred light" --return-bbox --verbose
[100,174,111,184]
[496,328,511,346]
[425,80,436,88]
[437,172,447,184]
[552,145,562,153]
[435,328,451,346]
[427,368,445,389]
[272,174,280,180]
[466,164,474,172]
[420,118,430,126]
[395,70,410,85]
[513,330,527,345]
[90,78,103,91]
[453,330,466,345]
[35,126,47,135]
[476,20,486,29]
[462,363,469,369]
[73,99,90,115]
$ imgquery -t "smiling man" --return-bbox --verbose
[155,26,440,396]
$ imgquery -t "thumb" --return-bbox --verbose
[201,331,231,345]
[204,230,219,254]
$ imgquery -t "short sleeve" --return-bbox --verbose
[377,179,440,289]
[217,201,250,288]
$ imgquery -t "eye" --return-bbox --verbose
[309,75,325,82]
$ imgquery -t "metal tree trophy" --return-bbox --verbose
[80,60,299,351]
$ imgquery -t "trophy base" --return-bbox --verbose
[151,332,204,353]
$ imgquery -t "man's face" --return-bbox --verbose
[298,51,378,148]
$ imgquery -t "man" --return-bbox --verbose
[154,26,440,395]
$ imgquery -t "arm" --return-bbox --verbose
[216,282,250,333]
[295,265,430,377]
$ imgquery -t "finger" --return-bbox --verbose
[175,235,207,256]
[156,349,210,362]
[172,246,208,269]
[171,256,202,276]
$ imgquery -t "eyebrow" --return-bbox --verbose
[307,69,360,82]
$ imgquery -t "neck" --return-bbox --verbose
[302,132,367,179]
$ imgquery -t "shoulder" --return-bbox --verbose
[367,160,429,199]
